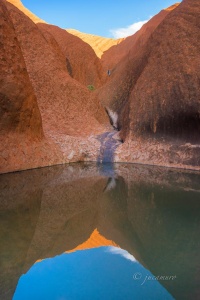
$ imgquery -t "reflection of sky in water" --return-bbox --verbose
[13,246,173,300]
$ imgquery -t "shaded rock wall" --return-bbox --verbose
[97,5,179,114]
[129,0,200,139]
[5,2,107,136]
[0,0,43,138]
[97,0,200,169]
[39,24,105,88]
[0,1,111,174]
[1,0,199,172]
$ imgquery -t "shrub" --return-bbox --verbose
[87,85,95,91]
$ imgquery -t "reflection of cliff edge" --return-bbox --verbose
[0,163,199,299]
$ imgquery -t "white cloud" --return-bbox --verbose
[110,19,149,39]
[106,246,137,263]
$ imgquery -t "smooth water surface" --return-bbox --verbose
[0,163,200,300]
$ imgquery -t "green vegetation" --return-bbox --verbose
[87,85,95,91]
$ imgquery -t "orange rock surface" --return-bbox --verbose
[101,3,180,71]
[66,229,118,253]
[39,24,105,88]
[0,0,110,173]
[97,4,180,113]
[1,0,200,172]
[6,0,45,23]
[6,3,105,136]
[97,2,188,115]
[0,0,43,138]
[113,0,200,168]
[67,29,123,58]
[128,0,200,138]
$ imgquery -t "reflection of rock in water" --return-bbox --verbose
[0,164,104,300]
[104,177,117,192]
[127,181,200,300]
[0,191,42,300]
[0,163,200,300]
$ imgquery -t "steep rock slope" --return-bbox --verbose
[1,0,200,172]
[97,4,180,114]
[101,4,180,71]
[114,0,200,168]
[39,24,105,88]
[6,0,45,23]
[0,1,42,138]
[5,1,108,136]
[128,0,200,138]
[0,1,60,174]
[67,29,123,58]
[0,1,110,173]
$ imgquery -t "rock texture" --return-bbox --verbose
[67,29,123,58]
[101,4,180,71]
[97,4,180,112]
[6,0,45,23]
[0,0,111,173]
[5,2,108,135]
[0,0,200,172]
[39,24,105,88]
[0,1,60,174]
[0,1,43,138]
[97,0,200,169]
[128,0,200,138]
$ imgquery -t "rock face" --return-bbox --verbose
[39,24,105,88]
[97,4,180,113]
[67,29,123,58]
[101,4,180,71]
[98,0,200,169]
[0,0,43,138]
[6,2,108,136]
[0,0,110,173]
[0,0,200,172]
[128,0,200,139]
[6,0,45,23]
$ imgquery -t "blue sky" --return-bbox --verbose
[14,247,173,300]
[22,0,180,38]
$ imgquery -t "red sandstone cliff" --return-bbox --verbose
[128,0,200,138]
[101,4,180,71]
[6,0,45,23]
[0,1,43,139]
[113,0,200,168]
[5,2,108,136]
[67,29,123,58]
[96,4,180,113]
[0,0,110,173]
[38,24,105,88]
[0,0,199,172]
